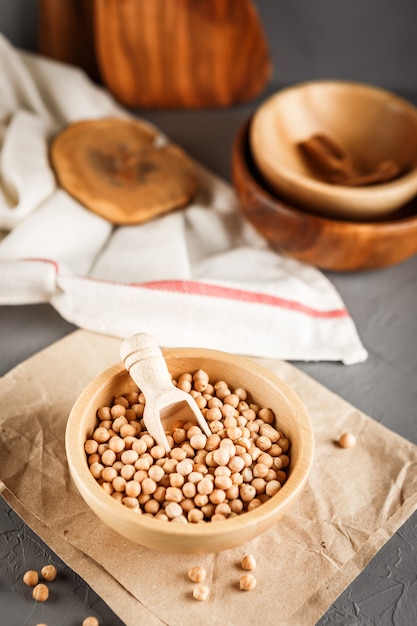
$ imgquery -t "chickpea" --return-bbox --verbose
[247,498,262,511]
[23,570,39,587]
[265,480,281,496]
[82,617,100,626]
[170,447,187,461]
[230,499,244,514]
[150,444,166,460]
[213,447,230,466]
[111,416,127,433]
[188,471,204,484]
[201,503,216,518]
[131,438,147,455]
[188,508,204,523]
[197,477,214,495]
[240,484,256,502]
[33,583,49,602]
[170,472,185,488]
[108,436,125,453]
[173,428,187,444]
[148,464,165,482]
[141,478,157,495]
[338,432,357,448]
[101,449,116,466]
[239,573,257,591]
[165,502,183,519]
[208,489,226,505]
[119,464,134,481]
[180,498,195,514]
[214,475,232,490]
[176,458,193,476]
[93,427,110,443]
[178,378,192,393]
[41,564,57,582]
[253,463,269,478]
[122,496,139,510]
[215,502,231,517]
[223,393,240,408]
[144,499,160,515]
[190,434,207,450]
[241,554,256,571]
[97,406,112,420]
[192,583,210,601]
[110,475,125,492]
[89,462,104,479]
[211,513,226,521]
[188,566,207,583]
[84,439,98,455]
[125,480,141,498]
[121,449,139,465]
[194,493,209,507]
[165,486,183,503]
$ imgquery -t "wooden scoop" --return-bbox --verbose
[120,333,211,452]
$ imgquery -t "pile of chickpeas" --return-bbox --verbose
[84,368,290,523]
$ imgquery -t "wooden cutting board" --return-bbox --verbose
[93,0,272,108]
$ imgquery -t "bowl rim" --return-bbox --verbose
[250,79,417,208]
[65,347,315,544]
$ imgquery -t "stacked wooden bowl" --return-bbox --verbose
[232,81,417,271]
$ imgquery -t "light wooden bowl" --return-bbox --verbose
[233,118,417,271]
[250,81,417,220]
[66,347,314,554]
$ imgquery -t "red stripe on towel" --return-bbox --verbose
[22,261,348,320]
[136,280,348,319]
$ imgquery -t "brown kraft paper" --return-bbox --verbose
[1,330,417,626]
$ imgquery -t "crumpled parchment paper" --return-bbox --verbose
[1,330,416,626]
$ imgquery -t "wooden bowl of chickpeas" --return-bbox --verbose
[66,347,314,554]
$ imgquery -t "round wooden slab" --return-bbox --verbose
[50,117,198,224]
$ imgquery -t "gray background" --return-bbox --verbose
[1,1,417,625]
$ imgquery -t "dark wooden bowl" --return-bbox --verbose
[232,118,417,271]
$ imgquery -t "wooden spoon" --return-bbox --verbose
[120,333,211,452]
[297,133,402,186]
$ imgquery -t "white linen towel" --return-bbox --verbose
[0,34,367,365]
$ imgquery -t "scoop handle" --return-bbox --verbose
[120,333,174,400]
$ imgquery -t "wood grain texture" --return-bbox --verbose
[38,0,100,81]
[50,117,198,225]
[250,81,417,220]
[66,348,314,554]
[94,0,272,108]
[120,333,211,452]
[233,118,417,272]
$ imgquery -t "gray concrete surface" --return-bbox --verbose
[1,2,417,624]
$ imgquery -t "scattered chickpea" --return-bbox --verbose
[23,570,39,587]
[241,554,256,571]
[32,583,49,602]
[192,583,210,601]
[338,432,357,448]
[41,564,57,581]
[82,618,100,626]
[188,565,207,583]
[239,573,257,591]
